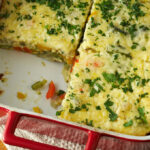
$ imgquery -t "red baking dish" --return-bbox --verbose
[1,50,150,150]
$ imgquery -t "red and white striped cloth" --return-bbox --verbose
[0,109,150,150]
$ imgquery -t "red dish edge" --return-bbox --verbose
[2,110,101,150]
[1,106,150,150]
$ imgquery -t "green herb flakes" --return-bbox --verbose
[123,120,133,127]
[96,105,101,110]
[104,99,118,121]
[57,90,65,96]
[136,107,147,124]
[56,111,62,116]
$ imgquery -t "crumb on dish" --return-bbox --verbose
[0,90,4,96]
[0,74,4,80]
[17,92,27,101]
[33,106,43,114]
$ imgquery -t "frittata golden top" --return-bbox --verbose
[1,0,150,136]
[59,50,150,136]
[0,0,91,63]
[58,0,150,136]
[79,0,150,60]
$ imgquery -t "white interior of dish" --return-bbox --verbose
[0,49,150,141]
[0,49,67,116]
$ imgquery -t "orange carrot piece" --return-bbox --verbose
[14,47,32,53]
[70,58,79,73]
[59,93,66,100]
[23,47,32,53]
[93,62,99,67]
[46,81,56,99]
[14,47,23,51]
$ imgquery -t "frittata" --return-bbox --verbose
[58,50,150,136]
[0,0,92,64]
[58,0,150,136]
[1,0,150,136]
[79,0,150,61]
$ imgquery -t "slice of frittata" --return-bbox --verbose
[0,0,92,64]
[79,0,150,61]
[58,50,150,136]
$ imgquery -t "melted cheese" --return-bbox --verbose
[0,0,92,64]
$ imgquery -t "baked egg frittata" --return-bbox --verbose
[59,50,150,136]
[0,0,92,64]
[79,0,150,61]
[59,0,150,136]
[1,0,150,136]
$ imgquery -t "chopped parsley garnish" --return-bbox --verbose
[8,30,15,33]
[102,71,125,88]
[65,0,73,8]
[84,77,104,97]
[26,0,74,10]
[46,28,59,35]
[81,104,89,111]
[16,13,23,21]
[70,39,74,44]
[0,24,5,31]
[85,68,90,72]
[141,47,146,51]
[75,73,79,77]
[14,3,18,9]
[113,54,119,60]
[56,110,62,116]
[139,25,149,31]
[140,93,148,98]
[96,0,114,21]
[47,0,61,10]
[131,42,138,49]
[84,78,100,86]
[98,29,106,36]
[69,103,90,114]
[129,2,145,20]
[122,0,131,7]
[61,20,81,35]
[128,24,137,39]
[24,14,32,20]
[57,90,65,96]
[69,93,75,99]
[0,11,10,19]
[90,17,100,28]
[26,0,81,37]
[123,120,133,127]
[104,99,118,121]
[96,105,101,110]
[136,107,147,124]
[102,72,145,93]
[120,20,130,27]
[141,79,150,86]
[56,11,65,18]
[69,108,76,113]
[77,2,88,9]
[102,72,118,83]
[32,5,37,9]
[85,119,93,127]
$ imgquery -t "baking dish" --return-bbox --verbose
[1,49,150,150]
